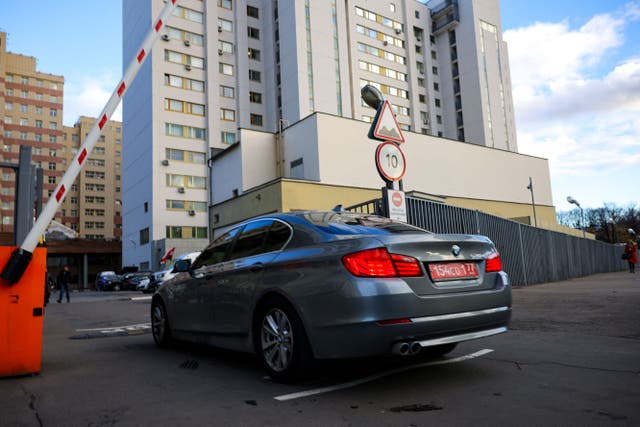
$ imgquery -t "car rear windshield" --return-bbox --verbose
[299,212,428,235]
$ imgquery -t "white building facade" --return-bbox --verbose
[122,0,518,268]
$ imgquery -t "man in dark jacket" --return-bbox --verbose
[57,265,72,303]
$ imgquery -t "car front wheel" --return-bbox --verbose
[151,299,173,347]
[255,298,312,383]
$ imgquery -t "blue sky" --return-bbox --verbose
[1,0,639,210]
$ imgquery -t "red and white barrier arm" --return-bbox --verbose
[1,0,182,284]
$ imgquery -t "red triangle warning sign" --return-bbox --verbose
[370,100,405,144]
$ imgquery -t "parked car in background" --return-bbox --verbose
[153,251,201,287]
[95,271,124,291]
[151,211,511,382]
[122,271,154,291]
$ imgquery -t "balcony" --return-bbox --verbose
[428,0,460,36]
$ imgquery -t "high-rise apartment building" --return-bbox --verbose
[1,31,123,242]
[0,31,65,231]
[61,117,124,240]
[122,0,518,268]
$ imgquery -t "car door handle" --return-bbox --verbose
[249,263,264,273]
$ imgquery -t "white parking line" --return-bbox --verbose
[273,348,494,402]
[76,323,151,332]
[131,296,152,301]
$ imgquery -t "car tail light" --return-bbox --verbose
[342,248,423,277]
[485,252,502,272]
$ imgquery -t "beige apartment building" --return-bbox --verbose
[0,31,65,232]
[1,31,121,241]
[61,117,123,240]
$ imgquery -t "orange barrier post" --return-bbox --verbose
[0,247,46,377]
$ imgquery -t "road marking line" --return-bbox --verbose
[76,323,151,332]
[273,348,494,402]
[131,296,153,301]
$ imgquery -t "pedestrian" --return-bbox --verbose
[57,265,72,303]
[623,239,637,273]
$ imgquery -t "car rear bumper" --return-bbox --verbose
[300,273,511,359]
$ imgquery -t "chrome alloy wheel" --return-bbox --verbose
[261,308,294,372]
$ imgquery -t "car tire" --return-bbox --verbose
[254,297,313,383]
[151,298,173,348]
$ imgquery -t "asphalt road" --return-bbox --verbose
[1,271,639,426]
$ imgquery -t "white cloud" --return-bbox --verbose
[504,2,640,178]
[63,73,122,126]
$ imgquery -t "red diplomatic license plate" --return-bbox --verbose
[428,262,479,281]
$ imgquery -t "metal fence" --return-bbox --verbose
[347,196,627,286]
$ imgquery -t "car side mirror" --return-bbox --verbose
[174,259,192,273]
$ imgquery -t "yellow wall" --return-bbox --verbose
[210,179,590,238]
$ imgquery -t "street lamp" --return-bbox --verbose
[567,196,586,238]
[526,177,537,227]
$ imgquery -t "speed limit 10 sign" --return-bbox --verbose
[375,141,406,182]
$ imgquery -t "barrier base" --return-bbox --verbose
[0,247,46,377]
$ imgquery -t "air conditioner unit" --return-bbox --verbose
[218,25,223,33]
[161,34,170,42]
[184,39,190,47]
[382,40,388,46]
[185,64,192,71]
[395,28,402,35]
[161,159,169,166]
[188,210,196,216]
[178,187,185,193]
[218,49,223,56]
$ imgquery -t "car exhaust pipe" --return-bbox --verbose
[392,342,411,356]
[409,341,422,355]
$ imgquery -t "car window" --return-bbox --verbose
[264,221,291,253]
[192,228,240,268]
[299,212,428,235]
[228,220,272,260]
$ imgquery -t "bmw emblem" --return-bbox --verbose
[451,245,461,257]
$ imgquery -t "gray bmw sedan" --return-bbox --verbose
[151,211,511,382]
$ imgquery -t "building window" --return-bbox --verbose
[415,10,420,19]
[220,85,235,98]
[165,123,206,139]
[166,148,206,164]
[140,228,149,245]
[218,0,232,10]
[48,176,56,184]
[218,18,233,32]
[220,108,235,121]
[432,66,438,75]
[221,131,236,145]
[19,104,28,113]
[435,98,441,108]
[250,114,263,126]
[218,40,234,54]
[249,69,261,82]
[219,63,234,76]
[247,5,259,18]
[164,98,205,115]
[248,27,260,39]
[166,174,206,189]
[248,48,261,61]
[434,82,440,92]
[249,92,262,104]
[35,106,43,115]
[166,226,207,239]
